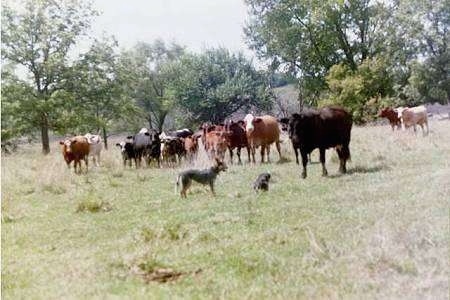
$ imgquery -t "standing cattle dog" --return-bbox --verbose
[176,157,227,198]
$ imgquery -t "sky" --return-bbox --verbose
[90,0,254,56]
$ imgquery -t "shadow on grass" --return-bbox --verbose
[328,165,388,178]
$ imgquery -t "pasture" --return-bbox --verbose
[2,121,449,299]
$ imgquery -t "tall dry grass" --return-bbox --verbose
[1,120,449,299]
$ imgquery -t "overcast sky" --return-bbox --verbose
[90,0,253,56]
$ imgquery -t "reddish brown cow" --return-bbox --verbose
[243,114,281,163]
[204,130,229,160]
[200,123,225,152]
[59,136,90,173]
[223,120,250,164]
[379,107,401,131]
[184,134,201,162]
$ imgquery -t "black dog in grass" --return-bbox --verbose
[253,172,271,192]
[176,157,228,198]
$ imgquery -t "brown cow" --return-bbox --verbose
[379,107,401,131]
[243,114,281,163]
[223,120,250,164]
[204,130,229,160]
[59,136,90,173]
[200,123,225,152]
[184,134,201,162]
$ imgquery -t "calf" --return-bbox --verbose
[243,114,281,163]
[116,137,137,167]
[379,107,401,131]
[184,134,201,162]
[161,137,186,166]
[59,136,90,174]
[204,130,229,161]
[224,120,250,164]
[285,106,352,178]
[84,133,102,166]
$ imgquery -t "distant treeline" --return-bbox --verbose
[1,0,448,153]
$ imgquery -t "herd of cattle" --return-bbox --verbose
[59,104,430,177]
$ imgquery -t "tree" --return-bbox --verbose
[119,40,185,131]
[168,48,272,125]
[244,0,395,104]
[1,0,97,154]
[321,57,393,123]
[397,0,449,104]
[67,37,137,149]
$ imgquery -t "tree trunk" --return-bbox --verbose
[102,127,108,150]
[41,114,50,154]
[157,111,167,132]
[147,114,153,129]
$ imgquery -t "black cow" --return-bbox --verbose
[281,106,352,178]
[116,137,137,167]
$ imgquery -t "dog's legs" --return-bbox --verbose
[209,181,216,196]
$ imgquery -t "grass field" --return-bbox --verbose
[2,121,449,299]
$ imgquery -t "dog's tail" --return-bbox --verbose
[175,174,180,195]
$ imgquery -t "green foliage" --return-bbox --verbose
[118,40,185,130]
[1,0,98,152]
[65,37,138,145]
[168,48,272,125]
[245,0,393,102]
[321,57,393,123]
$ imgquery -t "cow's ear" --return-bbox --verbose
[292,113,301,119]
[59,141,65,145]
[127,135,134,140]
[115,143,121,147]
[254,118,263,123]
[144,132,150,136]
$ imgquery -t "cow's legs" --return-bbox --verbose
[84,156,89,173]
[260,145,265,163]
[319,148,328,176]
[293,146,299,165]
[250,145,256,163]
[246,146,251,163]
[228,147,233,164]
[275,140,282,161]
[266,145,271,163]
[236,147,242,165]
[300,150,308,178]
[336,148,347,174]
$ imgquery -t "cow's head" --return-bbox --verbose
[243,114,262,133]
[115,141,126,153]
[287,113,309,143]
[59,138,76,153]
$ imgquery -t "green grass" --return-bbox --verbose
[2,122,449,299]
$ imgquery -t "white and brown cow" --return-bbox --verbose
[59,136,90,173]
[84,133,102,166]
[397,105,429,135]
[243,114,282,163]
